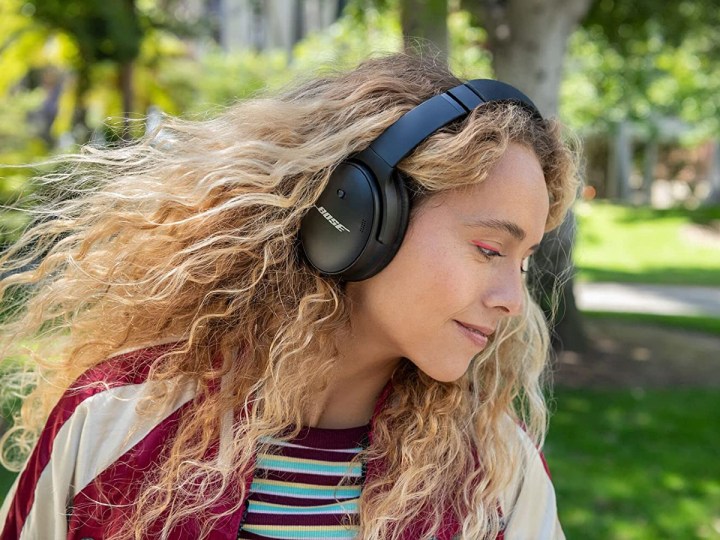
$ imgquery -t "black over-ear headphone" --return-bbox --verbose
[299,79,542,282]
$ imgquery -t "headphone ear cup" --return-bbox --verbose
[299,160,381,278]
[299,164,411,282]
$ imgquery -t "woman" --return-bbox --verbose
[0,54,578,539]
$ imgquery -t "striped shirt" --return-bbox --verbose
[238,425,368,540]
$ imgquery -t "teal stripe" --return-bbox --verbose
[247,499,359,515]
[256,456,362,476]
[241,525,358,539]
[250,479,361,499]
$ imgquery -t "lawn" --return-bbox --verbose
[547,388,720,540]
[574,202,720,286]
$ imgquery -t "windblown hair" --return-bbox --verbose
[0,54,578,539]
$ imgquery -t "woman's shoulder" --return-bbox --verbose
[35,339,198,481]
[70,339,185,391]
[50,340,198,468]
[49,340,195,436]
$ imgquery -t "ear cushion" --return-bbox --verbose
[346,171,410,281]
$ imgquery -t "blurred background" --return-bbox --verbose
[0,0,719,538]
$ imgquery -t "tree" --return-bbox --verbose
[462,0,592,117]
[400,0,449,58]
[27,0,144,136]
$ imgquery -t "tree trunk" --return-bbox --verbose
[465,0,592,352]
[71,64,91,143]
[119,61,134,136]
[705,140,720,205]
[470,0,591,116]
[400,0,449,60]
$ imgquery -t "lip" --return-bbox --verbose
[454,320,494,349]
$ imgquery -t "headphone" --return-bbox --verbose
[299,79,542,282]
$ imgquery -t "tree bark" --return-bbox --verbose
[468,0,591,116]
[119,61,134,136]
[465,0,592,352]
[706,141,720,205]
[400,0,449,61]
[71,64,91,143]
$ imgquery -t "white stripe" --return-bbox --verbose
[9,378,196,540]
[261,438,363,454]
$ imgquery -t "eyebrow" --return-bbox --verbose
[463,217,527,241]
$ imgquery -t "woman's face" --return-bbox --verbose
[346,142,550,382]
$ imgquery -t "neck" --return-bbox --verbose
[302,325,401,429]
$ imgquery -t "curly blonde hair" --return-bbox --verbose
[0,53,578,539]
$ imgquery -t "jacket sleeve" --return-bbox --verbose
[0,394,97,540]
[0,377,196,540]
[500,427,566,540]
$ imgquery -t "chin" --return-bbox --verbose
[416,358,472,383]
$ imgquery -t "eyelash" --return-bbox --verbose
[473,242,530,274]
[475,245,504,259]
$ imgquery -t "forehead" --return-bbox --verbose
[418,143,549,240]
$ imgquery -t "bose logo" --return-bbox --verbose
[316,206,350,233]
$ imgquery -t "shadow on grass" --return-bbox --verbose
[0,466,16,503]
[547,388,720,540]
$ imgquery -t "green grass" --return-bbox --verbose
[547,388,720,540]
[0,356,33,501]
[574,202,720,286]
[0,461,16,502]
[583,311,720,336]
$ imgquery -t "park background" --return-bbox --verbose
[0,0,719,538]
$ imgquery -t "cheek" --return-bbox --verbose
[390,239,473,320]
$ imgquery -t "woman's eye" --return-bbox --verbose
[472,242,503,259]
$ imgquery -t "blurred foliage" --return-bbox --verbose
[565,0,720,140]
[583,0,720,56]
[295,0,401,69]
[0,89,47,247]
[1,0,720,240]
[27,0,143,64]
[562,24,720,142]
[350,0,720,141]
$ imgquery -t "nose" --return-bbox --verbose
[482,268,525,318]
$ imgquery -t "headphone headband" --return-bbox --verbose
[367,79,542,168]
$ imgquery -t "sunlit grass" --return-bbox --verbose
[574,201,720,286]
[547,388,720,539]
